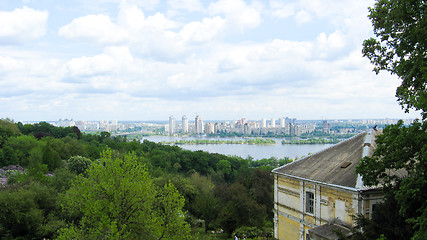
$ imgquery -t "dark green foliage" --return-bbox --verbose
[232,226,274,239]
[0,182,65,239]
[362,0,427,117]
[248,169,274,219]
[0,118,20,148]
[153,173,198,215]
[351,191,413,240]
[0,119,276,237]
[215,182,267,235]
[48,168,77,193]
[59,136,87,160]
[58,150,191,239]
[154,182,191,239]
[357,120,426,187]
[216,159,232,181]
[71,126,81,139]
[17,121,83,140]
[356,121,427,237]
[248,156,292,170]
[66,156,92,175]
[359,0,427,238]
[1,135,44,167]
[190,173,218,233]
[42,139,62,171]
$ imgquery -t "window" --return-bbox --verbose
[306,191,314,214]
[371,203,378,217]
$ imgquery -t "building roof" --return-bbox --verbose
[272,130,380,189]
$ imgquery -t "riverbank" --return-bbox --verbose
[281,138,342,144]
[140,136,334,160]
[162,138,276,145]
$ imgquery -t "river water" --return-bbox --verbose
[141,136,334,160]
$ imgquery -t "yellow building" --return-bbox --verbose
[272,130,385,240]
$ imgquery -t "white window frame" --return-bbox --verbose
[306,191,314,214]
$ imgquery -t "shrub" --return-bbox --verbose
[232,226,275,239]
[66,156,92,175]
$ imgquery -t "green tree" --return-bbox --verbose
[248,169,274,219]
[190,173,218,233]
[0,118,20,147]
[351,190,413,240]
[215,182,266,235]
[216,159,232,181]
[359,0,427,239]
[357,121,427,239]
[42,138,62,171]
[362,0,426,116]
[0,182,65,239]
[154,182,191,239]
[66,155,92,175]
[60,136,87,160]
[48,167,77,193]
[1,135,44,167]
[58,150,190,240]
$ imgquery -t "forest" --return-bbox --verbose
[0,118,288,239]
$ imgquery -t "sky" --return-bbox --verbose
[0,0,421,121]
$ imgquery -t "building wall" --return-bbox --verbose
[361,190,384,219]
[274,174,363,240]
[277,214,300,240]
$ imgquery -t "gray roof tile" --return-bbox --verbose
[273,130,380,188]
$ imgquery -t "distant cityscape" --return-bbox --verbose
[40,116,414,137]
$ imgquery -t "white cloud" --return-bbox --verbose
[255,39,313,61]
[208,0,261,32]
[0,56,26,72]
[66,46,133,76]
[167,0,203,12]
[301,0,370,19]
[314,31,347,58]
[121,0,160,9]
[294,10,312,24]
[117,4,146,31]
[59,14,128,43]
[180,16,225,43]
[0,6,48,42]
[1,0,420,121]
[144,13,180,30]
[118,4,180,31]
[270,0,295,19]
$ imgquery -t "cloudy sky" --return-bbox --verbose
[0,0,420,121]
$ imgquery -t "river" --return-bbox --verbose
[141,136,334,160]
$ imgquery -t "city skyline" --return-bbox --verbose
[51,116,408,138]
[0,0,422,122]
[48,115,415,124]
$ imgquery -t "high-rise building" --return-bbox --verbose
[279,117,285,128]
[285,117,296,126]
[205,122,215,134]
[261,118,267,128]
[182,115,188,133]
[289,123,295,136]
[322,120,330,133]
[195,115,203,134]
[169,115,175,135]
[271,118,276,128]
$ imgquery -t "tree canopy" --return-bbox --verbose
[362,0,426,117]
[0,121,276,239]
[358,0,427,239]
[58,150,191,240]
